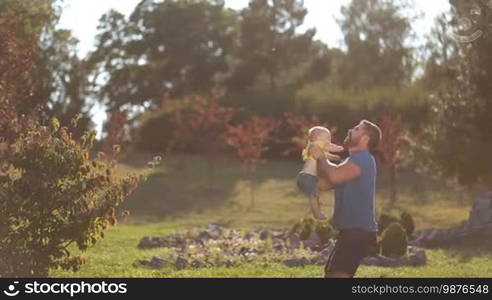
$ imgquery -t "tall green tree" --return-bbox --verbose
[227,0,315,92]
[430,0,492,187]
[337,0,416,90]
[88,0,237,112]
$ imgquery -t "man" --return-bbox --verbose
[309,120,381,278]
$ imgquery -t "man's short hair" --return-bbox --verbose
[360,120,382,151]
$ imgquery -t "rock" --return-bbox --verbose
[283,257,310,267]
[273,240,285,253]
[287,234,301,250]
[197,231,214,241]
[149,256,169,269]
[303,231,322,250]
[361,257,380,266]
[191,259,206,268]
[271,229,286,239]
[175,257,188,270]
[207,224,224,234]
[408,249,427,266]
[376,255,400,267]
[259,229,270,240]
[244,232,256,241]
[225,260,236,268]
[138,236,163,249]
[468,192,492,227]
[315,241,335,265]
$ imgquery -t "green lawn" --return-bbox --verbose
[52,153,491,278]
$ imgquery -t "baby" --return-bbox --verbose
[296,126,344,220]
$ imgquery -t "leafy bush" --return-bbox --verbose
[314,221,335,244]
[299,218,316,240]
[0,117,156,277]
[377,213,400,236]
[380,223,408,258]
[290,217,335,242]
[400,211,415,237]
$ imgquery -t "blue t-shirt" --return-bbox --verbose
[332,150,378,232]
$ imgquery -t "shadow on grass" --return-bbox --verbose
[118,153,302,220]
[428,235,492,263]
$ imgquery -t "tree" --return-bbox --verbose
[227,0,315,92]
[225,116,280,208]
[280,112,326,158]
[337,0,416,90]
[429,1,492,188]
[166,96,242,177]
[35,27,94,137]
[0,0,93,137]
[88,0,237,112]
[378,114,405,206]
[0,0,156,277]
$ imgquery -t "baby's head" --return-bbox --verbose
[308,126,332,144]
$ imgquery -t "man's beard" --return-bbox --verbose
[344,132,358,148]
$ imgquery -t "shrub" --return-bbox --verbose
[400,211,415,237]
[299,218,316,240]
[377,213,400,236]
[0,117,156,277]
[289,220,303,236]
[137,97,240,156]
[314,221,335,244]
[290,218,334,242]
[380,223,408,258]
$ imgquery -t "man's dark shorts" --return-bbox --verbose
[325,228,377,277]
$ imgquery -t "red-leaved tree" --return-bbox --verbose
[0,6,39,142]
[166,96,241,174]
[378,113,406,206]
[225,116,281,208]
[281,112,327,158]
[102,109,128,161]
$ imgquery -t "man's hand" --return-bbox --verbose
[309,145,325,159]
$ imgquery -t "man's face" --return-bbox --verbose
[344,122,366,148]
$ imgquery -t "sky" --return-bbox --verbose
[58,0,452,57]
[57,0,452,136]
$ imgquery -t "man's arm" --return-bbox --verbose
[310,146,361,185]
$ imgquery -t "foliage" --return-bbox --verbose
[225,116,280,175]
[400,211,415,237]
[337,0,417,89]
[426,1,492,188]
[377,213,400,236]
[378,113,406,205]
[0,117,157,277]
[296,83,430,134]
[226,0,315,92]
[278,112,326,158]
[380,222,408,258]
[88,0,237,112]
[289,217,335,242]
[137,96,241,156]
[225,116,280,207]
[102,109,128,161]
[314,221,335,244]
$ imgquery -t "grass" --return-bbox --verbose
[51,153,491,278]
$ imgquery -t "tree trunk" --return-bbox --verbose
[389,164,397,207]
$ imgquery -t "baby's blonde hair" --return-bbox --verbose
[308,126,331,142]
